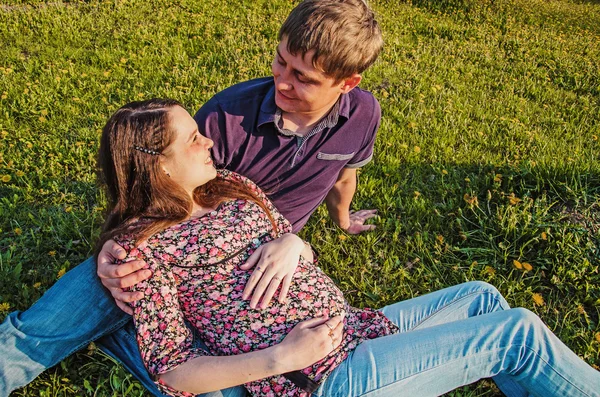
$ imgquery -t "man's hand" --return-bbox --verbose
[240,233,306,309]
[344,209,377,234]
[96,239,151,315]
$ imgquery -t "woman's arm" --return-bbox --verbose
[159,315,345,395]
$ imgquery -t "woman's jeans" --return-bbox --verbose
[0,257,246,397]
[316,281,600,397]
[1,257,598,397]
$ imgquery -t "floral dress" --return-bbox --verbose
[117,170,399,397]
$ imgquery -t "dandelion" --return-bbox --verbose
[1,175,11,183]
[14,227,22,235]
[577,305,587,316]
[484,266,496,276]
[541,232,547,240]
[436,235,444,244]
[408,122,417,129]
[494,174,502,183]
[595,333,600,343]
[65,206,72,213]
[522,262,533,271]
[532,293,545,307]
[103,71,110,77]
[33,282,41,288]
[38,116,46,123]
[16,170,24,177]
[413,191,421,198]
[442,169,448,175]
[338,235,347,241]
[414,146,421,153]
[1,130,7,137]
[57,268,66,279]
[0,302,10,312]
[463,193,478,206]
[49,251,56,256]
[138,93,144,98]
[41,109,48,116]
[508,193,522,205]
[120,58,128,64]
[464,177,471,183]
[1,92,7,99]
[26,142,33,149]
[592,135,598,141]
[55,76,61,82]
[513,260,523,270]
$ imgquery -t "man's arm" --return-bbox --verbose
[324,168,377,234]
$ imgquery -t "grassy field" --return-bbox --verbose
[1,0,599,395]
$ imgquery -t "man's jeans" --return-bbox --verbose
[0,257,246,397]
[316,281,600,397]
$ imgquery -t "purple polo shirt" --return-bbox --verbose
[194,77,380,232]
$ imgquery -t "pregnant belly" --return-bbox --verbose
[184,257,347,355]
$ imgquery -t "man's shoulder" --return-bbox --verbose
[211,77,274,107]
[344,86,381,124]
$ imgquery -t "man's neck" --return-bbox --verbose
[280,98,340,136]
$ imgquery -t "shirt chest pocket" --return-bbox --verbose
[316,151,355,161]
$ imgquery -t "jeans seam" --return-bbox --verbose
[51,315,131,366]
[411,288,505,331]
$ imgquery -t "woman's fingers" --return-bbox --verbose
[115,298,134,316]
[239,246,262,270]
[101,267,151,290]
[259,275,286,309]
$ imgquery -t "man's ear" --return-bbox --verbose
[340,74,362,94]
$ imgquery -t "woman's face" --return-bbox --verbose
[160,106,217,194]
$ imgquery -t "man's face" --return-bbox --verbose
[271,36,348,116]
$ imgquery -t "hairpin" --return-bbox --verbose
[133,145,161,156]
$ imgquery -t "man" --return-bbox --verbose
[0,1,383,396]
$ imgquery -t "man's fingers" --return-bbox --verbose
[249,271,276,309]
[101,269,152,289]
[278,275,293,304]
[259,277,283,309]
[240,246,262,270]
[115,299,134,315]
[100,239,127,261]
[111,288,144,303]
[99,259,147,279]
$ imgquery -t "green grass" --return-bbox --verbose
[1,0,599,395]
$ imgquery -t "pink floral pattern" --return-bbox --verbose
[118,170,399,397]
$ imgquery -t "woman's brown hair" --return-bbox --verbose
[95,99,275,258]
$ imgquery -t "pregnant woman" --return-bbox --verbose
[97,98,599,397]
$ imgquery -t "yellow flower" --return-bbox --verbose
[14,227,22,235]
[513,260,523,270]
[0,302,10,312]
[103,71,110,77]
[577,305,586,316]
[413,191,421,198]
[16,171,24,177]
[522,262,533,271]
[57,268,66,279]
[26,142,33,149]
[508,193,522,205]
[33,282,41,288]
[138,93,144,98]
[484,266,496,276]
[541,232,547,240]
[120,58,128,64]
[55,76,61,82]
[49,251,56,256]
[338,235,347,241]
[65,206,72,213]
[1,92,7,99]
[494,174,502,183]
[464,177,471,183]
[441,169,448,175]
[414,146,421,153]
[1,175,11,183]
[436,235,444,244]
[532,293,545,307]
[595,332,600,343]
[38,116,46,123]
[41,109,48,116]
[463,193,478,206]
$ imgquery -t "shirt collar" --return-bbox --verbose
[258,85,350,135]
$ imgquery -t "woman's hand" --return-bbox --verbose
[240,233,308,309]
[274,314,345,373]
[97,239,151,314]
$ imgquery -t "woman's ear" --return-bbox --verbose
[161,166,171,177]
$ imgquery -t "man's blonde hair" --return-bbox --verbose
[279,0,383,82]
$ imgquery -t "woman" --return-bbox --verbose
[97,99,599,397]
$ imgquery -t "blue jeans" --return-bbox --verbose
[0,257,247,397]
[315,281,600,397]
